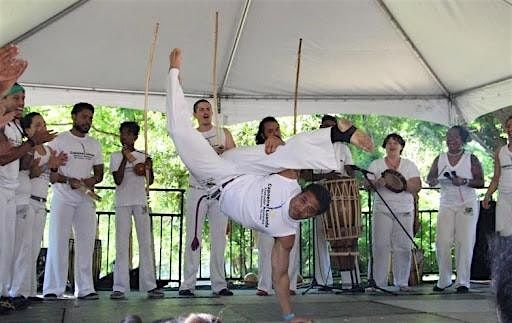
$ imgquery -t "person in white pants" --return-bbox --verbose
[427,126,484,293]
[367,133,421,291]
[110,121,163,300]
[19,112,67,301]
[179,99,236,297]
[483,115,512,237]
[43,102,104,300]
[166,48,374,321]
[253,117,300,296]
[301,114,356,289]
[0,84,55,313]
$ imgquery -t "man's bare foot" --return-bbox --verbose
[169,48,182,70]
[337,118,374,152]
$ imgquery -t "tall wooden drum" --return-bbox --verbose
[321,178,361,271]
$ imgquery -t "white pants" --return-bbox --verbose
[113,205,156,293]
[257,230,300,293]
[166,68,338,191]
[314,215,333,286]
[29,199,47,297]
[496,192,512,237]
[370,211,413,288]
[435,200,479,289]
[9,204,35,297]
[0,187,16,296]
[43,197,97,297]
[180,187,228,293]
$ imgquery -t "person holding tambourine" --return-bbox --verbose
[366,133,421,291]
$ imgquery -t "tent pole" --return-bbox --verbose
[220,0,252,93]
[453,76,512,97]
[4,0,90,46]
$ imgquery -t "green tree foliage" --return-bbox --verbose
[27,103,498,282]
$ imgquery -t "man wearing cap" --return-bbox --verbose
[0,83,55,313]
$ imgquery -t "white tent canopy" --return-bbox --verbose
[2,0,511,126]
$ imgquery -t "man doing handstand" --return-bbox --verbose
[166,48,373,322]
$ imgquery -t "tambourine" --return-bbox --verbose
[381,169,407,193]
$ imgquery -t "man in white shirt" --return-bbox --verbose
[43,102,104,300]
[179,100,236,297]
[166,48,373,322]
[0,84,55,313]
[110,121,163,300]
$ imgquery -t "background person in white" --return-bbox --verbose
[6,84,33,305]
[253,117,300,297]
[20,112,67,300]
[483,115,512,237]
[301,114,356,289]
[110,121,163,299]
[366,133,421,291]
[43,102,104,300]
[166,48,374,322]
[427,126,484,293]
[179,99,235,297]
[0,84,55,312]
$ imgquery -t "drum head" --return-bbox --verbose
[381,169,407,193]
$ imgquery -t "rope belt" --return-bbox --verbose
[190,176,240,251]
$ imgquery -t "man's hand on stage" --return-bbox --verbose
[169,48,182,70]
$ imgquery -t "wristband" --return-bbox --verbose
[282,313,295,321]
[50,168,58,173]
[27,138,36,147]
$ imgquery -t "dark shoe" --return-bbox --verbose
[178,289,195,297]
[214,288,233,296]
[289,290,296,296]
[77,292,99,300]
[318,286,332,292]
[147,288,165,299]
[432,285,445,292]
[28,296,44,302]
[10,296,30,311]
[256,289,269,296]
[43,293,58,300]
[110,291,126,300]
[456,286,469,294]
[0,299,15,315]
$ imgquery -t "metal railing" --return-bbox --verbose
[42,185,487,287]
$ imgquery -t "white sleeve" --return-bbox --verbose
[166,68,189,136]
[110,152,120,173]
[342,145,353,166]
[405,159,421,179]
[93,141,104,166]
[367,159,380,181]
